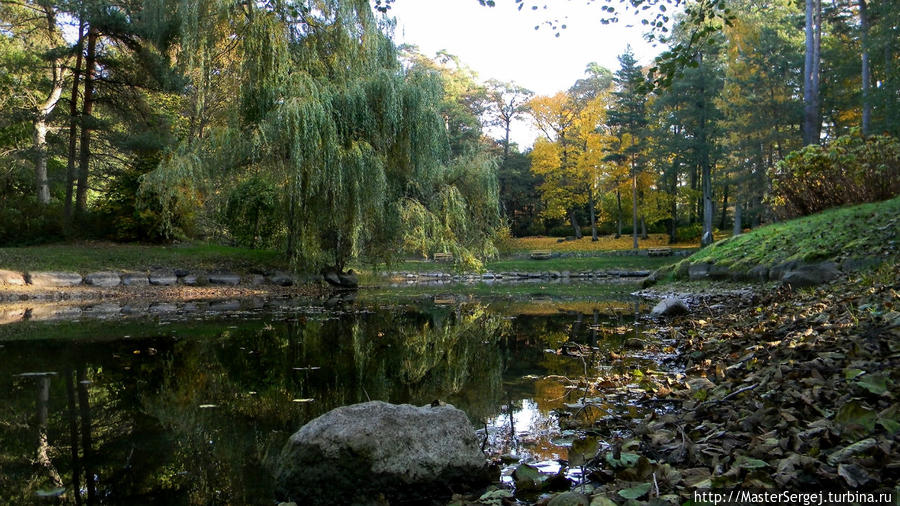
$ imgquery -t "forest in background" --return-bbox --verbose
[1,0,898,272]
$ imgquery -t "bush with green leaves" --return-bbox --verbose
[769,132,900,218]
[224,176,281,249]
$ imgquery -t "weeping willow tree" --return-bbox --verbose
[141,0,501,271]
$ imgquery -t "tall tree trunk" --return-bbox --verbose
[733,202,742,236]
[615,189,622,238]
[719,184,729,231]
[640,216,647,240]
[503,120,511,160]
[631,166,638,250]
[77,368,96,503]
[76,27,98,217]
[36,375,64,488]
[689,166,698,224]
[701,165,713,246]
[669,162,678,244]
[697,52,714,246]
[860,0,871,135]
[589,187,598,241]
[31,6,67,205]
[65,20,85,222]
[33,118,51,204]
[65,369,83,506]
[33,66,67,204]
[803,0,822,145]
[568,210,582,239]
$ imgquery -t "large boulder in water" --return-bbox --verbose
[274,401,492,505]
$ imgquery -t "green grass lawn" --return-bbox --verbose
[0,241,288,273]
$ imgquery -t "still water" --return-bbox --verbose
[0,285,660,504]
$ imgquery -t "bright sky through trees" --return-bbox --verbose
[381,0,662,149]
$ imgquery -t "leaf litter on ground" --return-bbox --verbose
[458,261,899,504]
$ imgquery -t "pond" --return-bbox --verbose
[0,282,672,504]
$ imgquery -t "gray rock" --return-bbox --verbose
[641,270,659,288]
[675,261,691,279]
[651,297,689,317]
[149,271,177,286]
[84,271,121,287]
[781,262,841,288]
[121,303,150,314]
[768,261,800,281]
[268,272,295,286]
[248,274,266,286]
[0,269,26,286]
[275,401,491,505]
[28,305,83,321]
[27,271,83,287]
[121,273,149,287]
[208,299,241,311]
[84,303,122,314]
[708,264,732,280]
[208,273,240,286]
[322,269,359,288]
[322,270,341,286]
[174,268,190,277]
[149,302,178,313]
[841,256,882,273]
[179,274,200,286]
[338,270,359,288]
[747,265,770,282]
[687,263,711,280]
[549,271,561,278]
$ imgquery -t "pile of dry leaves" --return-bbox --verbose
[556,262,900,504]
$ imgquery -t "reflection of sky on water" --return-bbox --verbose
[482,398,565,462]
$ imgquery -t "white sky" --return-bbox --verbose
[381,0,663,149]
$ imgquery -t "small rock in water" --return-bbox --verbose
[651,297,689,317]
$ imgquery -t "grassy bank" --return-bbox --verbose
[0,241,288,274]
[658,196,900,278]
[691,196,898,268]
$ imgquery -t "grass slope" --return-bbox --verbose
[665,197,900,276]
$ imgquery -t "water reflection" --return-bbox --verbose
[0,296,652,504]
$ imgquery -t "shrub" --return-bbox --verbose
[676,223,702,242]
[0,197,63,245]
[769,132,900,218]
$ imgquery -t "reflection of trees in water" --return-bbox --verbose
[139,303,510,502]
[1,302,632,504]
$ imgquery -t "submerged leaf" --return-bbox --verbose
[617,482,650,500]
